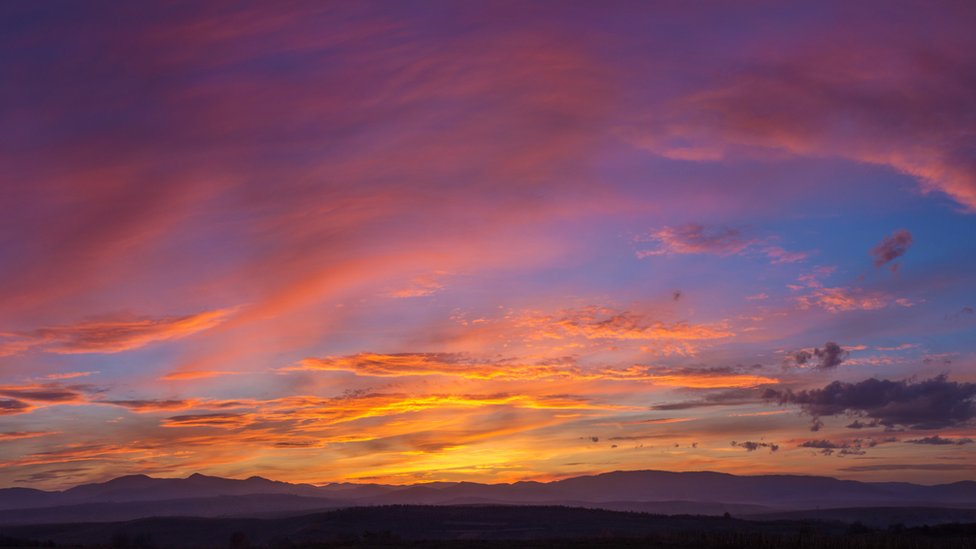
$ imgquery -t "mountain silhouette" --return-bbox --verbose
[3,469,975,525]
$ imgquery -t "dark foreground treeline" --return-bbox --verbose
[2,505,975,549]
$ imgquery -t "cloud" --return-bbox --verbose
[636,224,805,264]
[795,287,901,313]
[766,374,976,430]
[652,388,763,410]
[0,384,85,403]
[787,267,913,313]
[945,306,975,322]
[797,437,894,456]
[791,350,813,366]
[638,225,754,257]
[846,419,879,429]
[871,229,913,269]
[517,307,733,357]
[160,370,239,381]
[163,413,252,428]
[0,400,33,415]
[294,354,776,388]
[41,371,97,380]
[761,246,809,264]
[100,399,199,411]
[630,27,976,212]
[15,467,91,484]
[152,392,633,432]
[0,309,234,356]
[814,342,848,369]
[0,431,57,441]
[905,435,974,446]
[386,272,449,298]
[789,342,849,369]
[731,440,779,452]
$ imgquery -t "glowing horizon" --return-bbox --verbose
[1,1,974,490]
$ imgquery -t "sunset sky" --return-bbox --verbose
[2,1,975,490]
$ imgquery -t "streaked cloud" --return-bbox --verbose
[293,353,777,388]
[637,225,806,264]
[0,309,234,356]
[905,435,973,446]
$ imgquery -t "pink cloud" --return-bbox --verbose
[630,24,976,211]
[1,309,234,356]
[637,225,806,264]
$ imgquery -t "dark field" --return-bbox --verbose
[2,505,976,549]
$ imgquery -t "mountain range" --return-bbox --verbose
[2,470,975,526]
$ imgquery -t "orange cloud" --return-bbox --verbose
[160,370,240,381]
[0,400,34,416]
[385,272,449,298]
[518,307,733,344]
[1,309,234,356]
[40,371,98,380]
[636,373,777,389]
[0,431,57,441]
[293,353,776,389]
[162,412,254,428]
[0,384,86,404]
[795,287,909,313]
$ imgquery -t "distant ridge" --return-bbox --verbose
[2,469,975,525]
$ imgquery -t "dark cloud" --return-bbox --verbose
[15,467,90,484]
[923,355,953,366]
[814,342,848,369]
[789,342,848,369]
[0,385,82,402]
[731,440,779,452]
[765,375,976,430]
[871,229,913,268]
[797,437,895,456]
[791,350,812,366]
[608,434,665,442]
[799,439,842,450]
[846,419,879,429]
[0,399,31,415]
[945,306,975,322]
[906,435,974,446]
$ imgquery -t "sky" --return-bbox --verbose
[1,0,975,490]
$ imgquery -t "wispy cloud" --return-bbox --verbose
[636,225,806,264]
[292,353,777,388]
[0,309,235,356]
